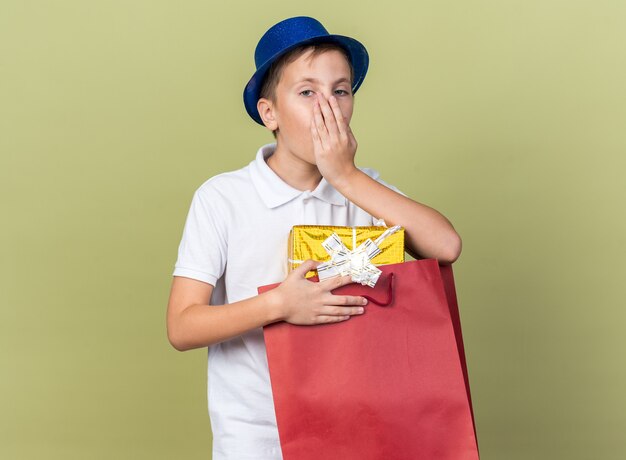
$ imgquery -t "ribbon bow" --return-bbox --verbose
[314,225,402,287]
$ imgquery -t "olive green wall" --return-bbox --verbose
[2,1,624,459]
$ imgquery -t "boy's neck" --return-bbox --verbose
[266,143,323,192]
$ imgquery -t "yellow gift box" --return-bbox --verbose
[288,225,405,279]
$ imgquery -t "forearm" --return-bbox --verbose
[171,290,284,351]
[334,169,462,263]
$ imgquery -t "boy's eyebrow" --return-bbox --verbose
[293,77,351,86]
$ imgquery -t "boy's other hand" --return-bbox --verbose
[311,94,358,187]
[272,259,368,326]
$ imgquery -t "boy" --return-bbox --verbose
[167,16,461,460]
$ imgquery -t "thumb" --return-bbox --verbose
[292,259,320,278]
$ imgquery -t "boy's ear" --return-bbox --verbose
[257,98,278,131]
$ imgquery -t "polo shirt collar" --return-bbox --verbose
[249,142,347,209]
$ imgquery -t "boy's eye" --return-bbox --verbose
[299,89,351,97]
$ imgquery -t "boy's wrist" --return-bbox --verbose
[263,288,286,324]
[329,167,361,196]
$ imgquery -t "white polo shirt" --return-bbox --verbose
[172,142,406,460]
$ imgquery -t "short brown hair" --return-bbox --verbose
[258,43,355,139]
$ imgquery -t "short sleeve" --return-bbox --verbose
[172,184,228,286]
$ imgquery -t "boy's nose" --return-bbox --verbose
[317,93,331,102]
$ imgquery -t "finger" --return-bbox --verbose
[324,294,368,306]
[321,304,365,316]
[310,115,322,148]
[293,259,320,277]
[316,315,352,323]
[320,274,356,289]
[328,95,349,140]
[313,98,329,149]
[318,94,340,142]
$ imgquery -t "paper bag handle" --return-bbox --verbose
[362,272,394,306]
